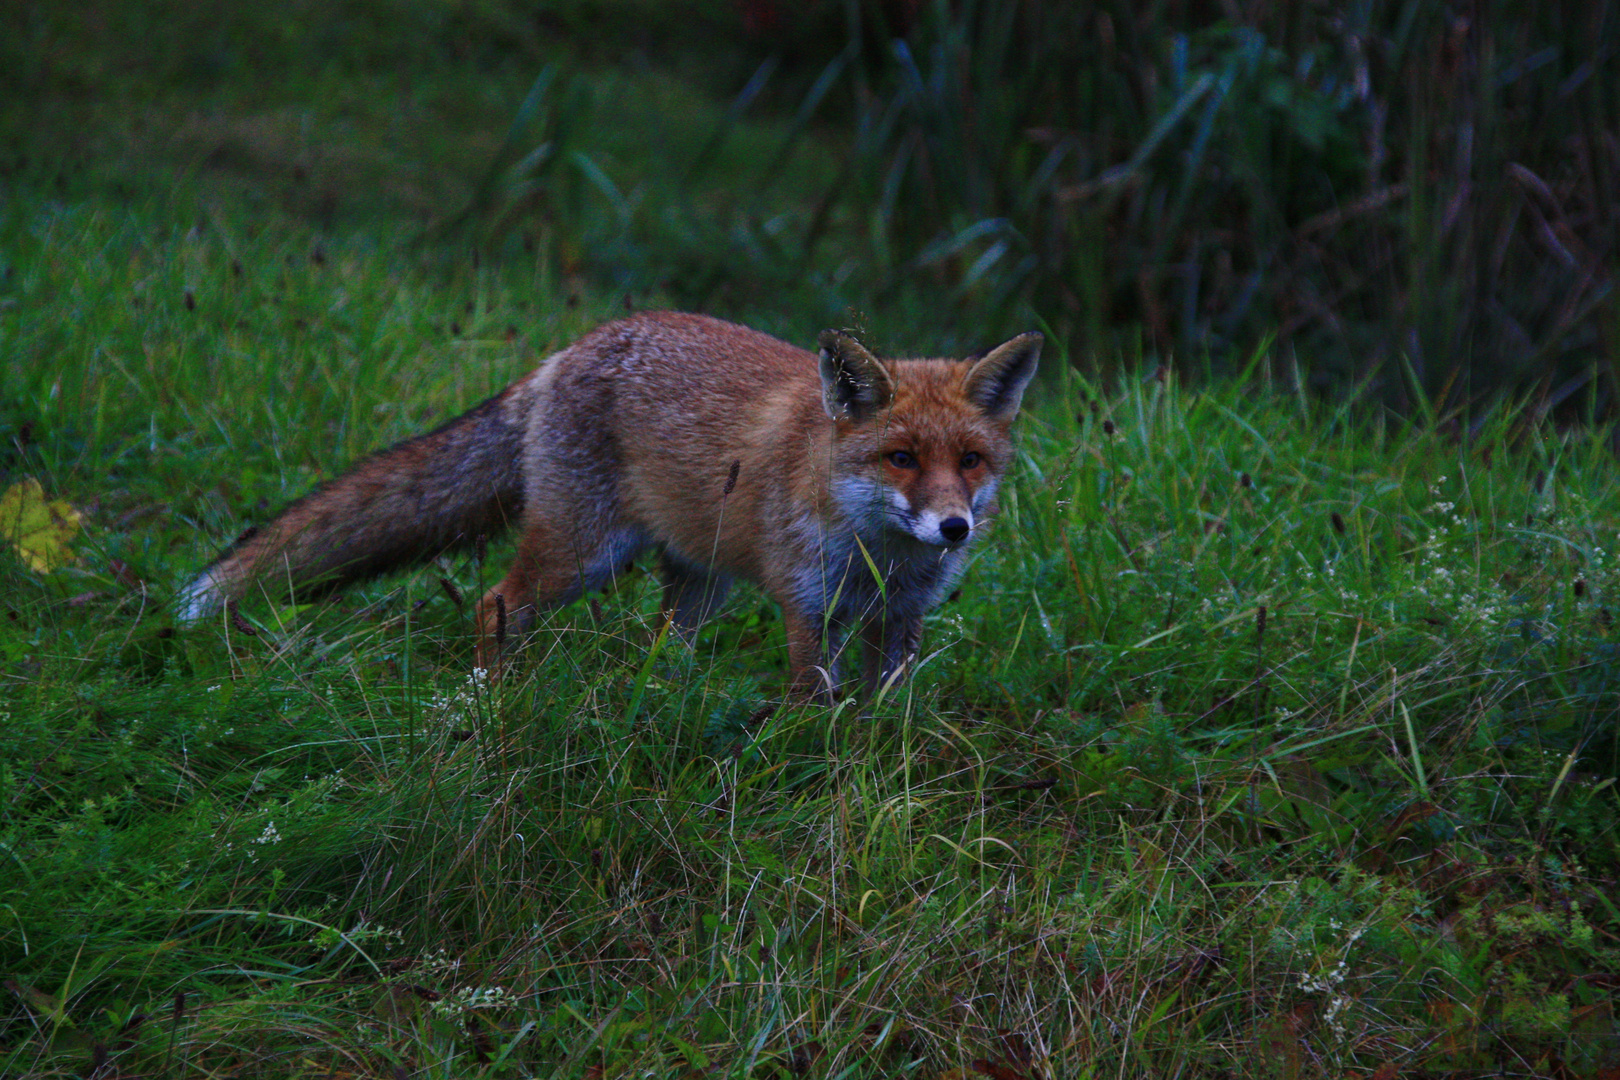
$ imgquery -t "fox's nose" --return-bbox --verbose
[940,516,971,544]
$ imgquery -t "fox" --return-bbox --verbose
[179,311,1042,696]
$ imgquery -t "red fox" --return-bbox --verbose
[181,312,1041,695]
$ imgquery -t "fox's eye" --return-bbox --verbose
[960,451,982,469]
[887,450,918,469]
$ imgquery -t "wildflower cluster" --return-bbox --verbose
[416,667,491,735]
[1296,918,1369,1041]
[431,984,520,1018]
[419,946,464,975]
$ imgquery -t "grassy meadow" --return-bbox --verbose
[5,3,1620,1078]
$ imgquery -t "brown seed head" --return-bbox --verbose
[229,604,258,637]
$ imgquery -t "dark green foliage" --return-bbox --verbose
[816,1,1618,403]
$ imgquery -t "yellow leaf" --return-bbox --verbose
[0,478,81,574]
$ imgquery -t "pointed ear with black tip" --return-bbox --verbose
[963,331,1043,424]
[818,330,895,422]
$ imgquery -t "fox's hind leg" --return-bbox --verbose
[475,523,562,671]
[475,512,649,673]
[659,554,732,643]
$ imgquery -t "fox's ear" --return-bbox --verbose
[818,330,895,422]
[963,331,1043,423]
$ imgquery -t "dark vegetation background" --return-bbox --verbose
[6,0,1617,414]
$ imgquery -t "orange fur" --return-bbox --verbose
[181,312,1041,696]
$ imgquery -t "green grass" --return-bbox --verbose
[6,200,1620,1078]
[5,3,1620,1077]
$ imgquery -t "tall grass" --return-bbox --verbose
[903,3,1612,399]
[737,1,1620,402]
[400,1,1619,404]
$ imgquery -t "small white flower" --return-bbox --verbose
[431,985,519,1018]
[1324,993,1351,1038]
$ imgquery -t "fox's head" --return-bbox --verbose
[818,329,1042,549]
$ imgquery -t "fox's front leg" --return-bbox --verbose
[860,615,923,696]
[780,602,854,701]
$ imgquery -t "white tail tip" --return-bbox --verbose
[176,570,225,625]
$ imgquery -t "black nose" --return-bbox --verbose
[940,517,971,543]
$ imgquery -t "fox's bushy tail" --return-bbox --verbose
[179,392,526,623]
